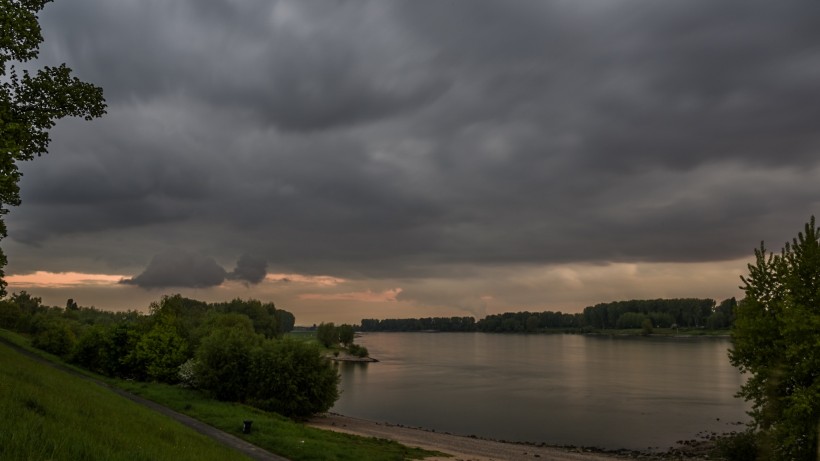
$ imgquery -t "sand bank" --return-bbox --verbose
[307,413,671,461]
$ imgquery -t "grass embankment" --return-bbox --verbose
[0,329,443,461]
[0,339,252,461]
[114,379,439,461]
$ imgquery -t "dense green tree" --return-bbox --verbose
[640,318,653,336]
[30,316,76,357]
[194,325,262,401]
[615,312,648,329]
[730,217,820,460]
[134,320,189,383]
[0,298,20,328]
[102,322,145,378]
[0,0,106,296]
[274,308,295,334]
[316,322,338,348]
[525,315,539,333]
[248,338,339,418]
[361,316,478,332]
[70,324,110,374]
[338,323,355,346]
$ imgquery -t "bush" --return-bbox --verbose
[102,322,144,378]
[194,326,261,401]
[249,338,339,418]
[316,322,338,348]
[348,344,369,358]
[640,318,653,335]
[177,358,198,388]
[31,318,77,357]
[135,322,190,383]
[338,324,355,346]
[70,325,110,373]
[0,300,22,329]
[714,430,759,461]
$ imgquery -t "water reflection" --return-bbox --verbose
[332,333,749,451]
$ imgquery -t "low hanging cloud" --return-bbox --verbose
[227,253,268,285]
[120,250,227,289]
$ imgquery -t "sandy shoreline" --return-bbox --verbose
[307,413,682,461]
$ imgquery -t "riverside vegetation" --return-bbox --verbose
[360,297,737,334]
[0,332,251,461]
[0,294,341,418]
[0,323,442,461]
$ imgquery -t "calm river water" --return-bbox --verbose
[332,332,749,451]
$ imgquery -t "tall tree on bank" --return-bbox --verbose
[730,216,820,460]
[0,0,106,296]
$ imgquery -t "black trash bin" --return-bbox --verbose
[242,420,253,434]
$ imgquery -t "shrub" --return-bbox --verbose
[640,318,653,335]
[338,324,355,346]
[348,344,369,358]
[714,430,759,461]
[31,318,77,357]
[135,322,190,383]
[194,326,261,401]
[316,322,338,348]
[70,325,110,373]
[249,338,339,418]
[0,300,22,329]
[177,358,198,388]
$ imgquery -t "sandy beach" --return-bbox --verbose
[307,413,672,461]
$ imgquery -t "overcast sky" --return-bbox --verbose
[5,0,819,324]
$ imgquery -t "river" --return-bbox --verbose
[331,332,749,451]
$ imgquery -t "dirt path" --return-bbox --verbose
[308,413,635,461]
[1,337,287,461]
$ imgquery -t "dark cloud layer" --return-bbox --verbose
[5,0,820,285]
[120,250,226,289]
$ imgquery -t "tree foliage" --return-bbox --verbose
[193,324,261,401]
[316,322,338,348]
[1,0,106,296]
[249,338,340,418]
[338,323,355,346]
[730,216,820,460]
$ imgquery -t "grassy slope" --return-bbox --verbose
[0,329,444,461]
[114,377,440,461]
[0,340,252,461]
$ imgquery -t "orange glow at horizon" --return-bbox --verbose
[265,273,346,287]
[6,271,127,288]
[299,288,403,303]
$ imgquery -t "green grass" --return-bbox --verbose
[0,340,252,461]
[0,329,445,461]
[114,379,442,461]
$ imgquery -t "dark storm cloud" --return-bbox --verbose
[6,0,820,278]
[120,250,227,289]
[228,254,268,285]
[37,1,448,132]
